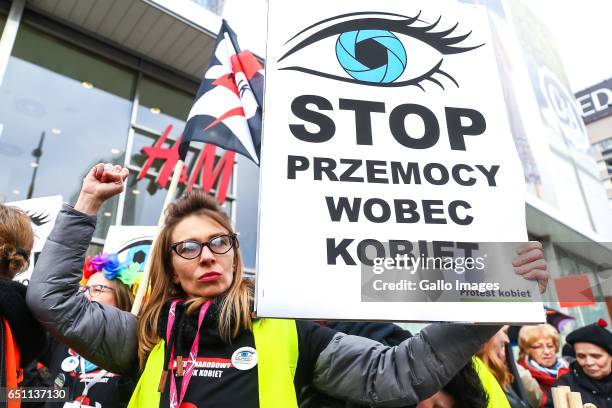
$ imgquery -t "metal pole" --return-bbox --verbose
[0,0,25,88]
[115,70,142,225]
[27,131,45,199]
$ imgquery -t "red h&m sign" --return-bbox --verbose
[137,125,235,204]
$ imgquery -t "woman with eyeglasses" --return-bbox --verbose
[32,252,141,407]
[517,324,569,407]
[0,204,46,408]
[27,163,549,408]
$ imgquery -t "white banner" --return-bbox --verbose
[256,0,544,322]
[7,195,62,285]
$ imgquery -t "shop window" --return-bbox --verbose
[235,154,259,271]
[0,23,135,239]
[137,76,192,132]
[126,76,259,270]
[554,246,609,327]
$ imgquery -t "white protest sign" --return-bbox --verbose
[7,195,62,285]
[256,0,544,323]
[102,226,156,268]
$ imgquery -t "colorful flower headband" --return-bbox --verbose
[82,253,143,292]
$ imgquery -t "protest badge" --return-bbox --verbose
[256,0,545,323]
[7,195,62,285]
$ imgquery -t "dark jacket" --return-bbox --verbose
[0,278,46,400]
[544,362,611,408]
[300,322,414,408]
[27,204,501,406]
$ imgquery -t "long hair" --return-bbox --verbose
[0,204,34,279]
[477,338,514,390]
[137,190,252,368]
[108,279,135,312]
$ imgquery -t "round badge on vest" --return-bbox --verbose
[231,347,258,371]
[61,356,79,372]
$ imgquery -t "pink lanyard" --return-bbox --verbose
[166,299,211,408]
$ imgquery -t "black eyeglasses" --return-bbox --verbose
[170,234,238,260]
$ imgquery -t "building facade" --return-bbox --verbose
[576,78,612,208]
[0,0,610,332]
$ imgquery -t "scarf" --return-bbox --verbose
[527,357,567,377]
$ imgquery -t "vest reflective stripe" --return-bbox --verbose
[253,319,298,408]
[128,318,298,407]
[128,341,165,408]
[473,356,511,408]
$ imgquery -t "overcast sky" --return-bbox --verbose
[224,0,611,93]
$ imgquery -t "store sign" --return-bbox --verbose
[575,78,612,124]
[137,124,235,204]
[7,195,62,285]
[256,0,542,323]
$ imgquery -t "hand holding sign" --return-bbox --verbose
[513,241,548,294]
[75,163,129,215]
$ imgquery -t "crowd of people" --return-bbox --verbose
[0,162,609,408]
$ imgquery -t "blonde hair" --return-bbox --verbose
[0,204,34,278]
[137,191,252,369]
[518,324,560,361]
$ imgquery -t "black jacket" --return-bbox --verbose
[0,278,46,391]
[544,362,611,408]
[300,322,414,408]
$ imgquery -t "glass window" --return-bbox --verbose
[235,155,259,271]
[124,75,260,269]
[124,76,194,227]
[137,76,192,132]
[0,23,135,239]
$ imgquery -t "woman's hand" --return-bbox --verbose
[75,163,129,215]
[513,241,548,294]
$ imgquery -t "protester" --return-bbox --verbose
[544,319,612,407]
[32,252,141,407]
[27,163,548,407]
[516,363,544,408]
[0,204,46,407]
[518,324,569,406]
[477,325,538,408]
[300,322,488,408]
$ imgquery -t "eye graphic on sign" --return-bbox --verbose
[277,11,483,89]
[116,239,152,269]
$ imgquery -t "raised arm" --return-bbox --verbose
[26,164,138,376]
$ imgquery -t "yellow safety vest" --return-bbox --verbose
[128,318,298,408]
[473,356,511,408]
